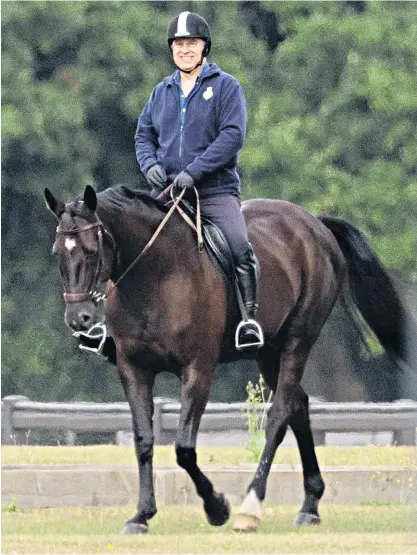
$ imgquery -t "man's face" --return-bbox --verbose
[172,38,205,72]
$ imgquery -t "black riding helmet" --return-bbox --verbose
[167,11,211,57]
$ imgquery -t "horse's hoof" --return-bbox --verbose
[232,512,260,533]
[233,489,261,532]
[122,522,149,534]
[294,512,321,527]
[205,492,231,526]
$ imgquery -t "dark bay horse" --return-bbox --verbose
[45,184,413,534]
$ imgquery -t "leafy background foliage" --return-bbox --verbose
[2,1,416,403]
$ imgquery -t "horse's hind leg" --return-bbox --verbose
[233,348,310,532]
[176,360,230,527]
[289,385,325,526]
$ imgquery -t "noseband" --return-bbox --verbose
[56,219,114,304]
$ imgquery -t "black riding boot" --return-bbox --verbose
[235,245,264,353]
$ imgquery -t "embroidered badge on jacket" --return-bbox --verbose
[203,86,213,100]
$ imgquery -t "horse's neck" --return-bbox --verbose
[97,200,193,275]
[98,200,150,236]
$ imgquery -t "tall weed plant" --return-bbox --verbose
[243,375,273,462]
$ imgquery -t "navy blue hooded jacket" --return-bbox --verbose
[135,62,247,197]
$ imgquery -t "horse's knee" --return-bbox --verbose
[305,473,325,499]
[290,389,310,431]
[265,404,290,436]
[136,435,154,464]
[295,387,309,407]
[176,445,197,470]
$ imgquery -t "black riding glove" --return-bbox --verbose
[146,164,167,188]
[173,171,195,190]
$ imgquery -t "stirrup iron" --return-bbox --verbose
[73,322,108,355]
[235,318,264,351]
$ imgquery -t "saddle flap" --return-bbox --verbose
[179,199,235,280]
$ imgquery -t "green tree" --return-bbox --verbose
[2,1,416,404]
[242,1,417,276]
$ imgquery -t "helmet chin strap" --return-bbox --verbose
[175,56,203,75]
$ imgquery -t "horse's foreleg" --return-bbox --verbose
[289,385,325,526]
[176,362,230,526]
[234,350,308,532]
[118,362,156,535]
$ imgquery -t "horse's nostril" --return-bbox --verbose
[80,313,92,324]
[66,312,92,332]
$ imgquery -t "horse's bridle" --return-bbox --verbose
[56,219,114,304]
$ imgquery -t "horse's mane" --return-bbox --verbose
[70,184,169,218]
[99,184,170,215]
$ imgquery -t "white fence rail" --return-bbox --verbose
[2,395,417,446]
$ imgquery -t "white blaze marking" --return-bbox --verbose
[65,237,77,252]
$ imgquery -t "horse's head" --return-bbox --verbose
[45,185,115,332]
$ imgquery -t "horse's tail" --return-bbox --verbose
[318,215,416,371]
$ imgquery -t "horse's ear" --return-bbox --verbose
[44,188,65,219]
[83,185,97,212]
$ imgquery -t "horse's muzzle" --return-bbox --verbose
[65,302,95,331]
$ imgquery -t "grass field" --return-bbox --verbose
[2,505,417,554]
[3,444,417,467]
[3,445,417,553]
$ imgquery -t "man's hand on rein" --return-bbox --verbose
[173,171,195,190]
[146,164,167,188]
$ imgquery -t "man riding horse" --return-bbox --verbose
[45,11,416,537]
[135,11,264,352]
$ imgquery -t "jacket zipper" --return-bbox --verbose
[178,76,204,164]
[179,124,184,161]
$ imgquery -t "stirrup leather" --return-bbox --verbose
[72,322,108,355]
[235,318,264,350]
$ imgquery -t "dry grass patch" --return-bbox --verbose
[2,444,417,468]
[3,532,417,554]
[2,505,416,554]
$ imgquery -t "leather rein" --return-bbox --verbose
[56,185,203,304]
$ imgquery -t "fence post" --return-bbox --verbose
[1,395,30,445]
[153,399,163,445]
[313,430,326,446]
[393,428,416,446]
[66,431,77,446]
